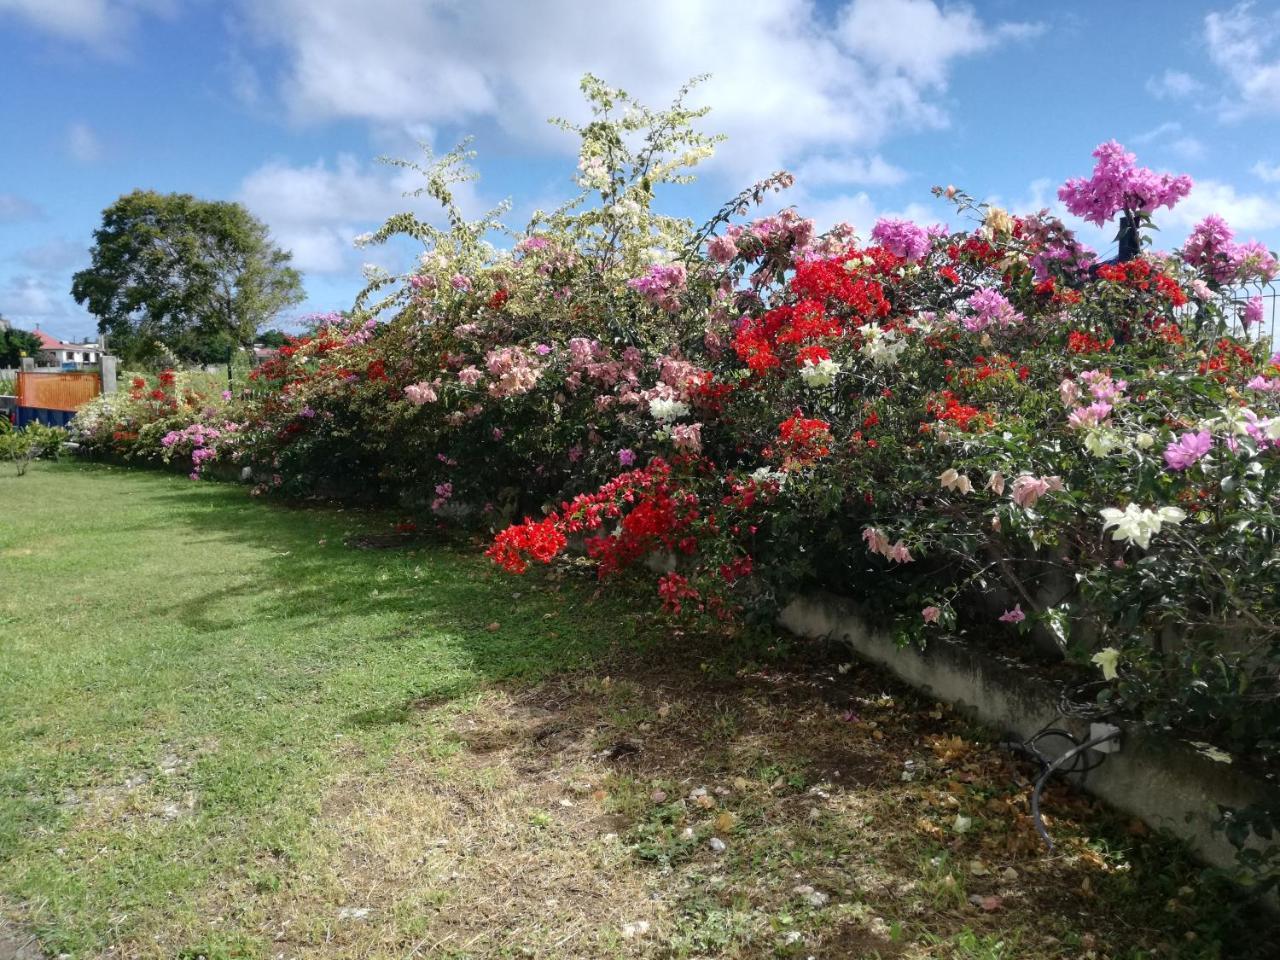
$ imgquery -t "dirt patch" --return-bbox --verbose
[94,639,1276,958]
[0,920,44,960]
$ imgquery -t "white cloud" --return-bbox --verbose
[1205,2,1280,117]
[1132,121,1182,145]
[235,153,486,275]
[0,0,173,55]
[236,0,1040,184]
[66,121,102,164]
[16,238,89,271]
[1131,122,1205,162]
[0,193,43,222]
[1253,160,1280,183]
[1,273,96,338]
[1145,69,1202,100]
[836,0,1042,87]
[1166,179,1280,234]
[793,153,909,188]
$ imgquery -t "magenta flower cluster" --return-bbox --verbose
[1182,215,1280,285]
[627,263,688,312]
[870,217,931,262]
[1057,140,1192,226]
[1163,430,1213,471]
[962,288,1023,331]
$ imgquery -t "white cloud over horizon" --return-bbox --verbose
[236,0,1040,184]
[0,0,173,56]
[1205,2,1280,118]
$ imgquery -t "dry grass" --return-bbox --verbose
[147,636,1270,960]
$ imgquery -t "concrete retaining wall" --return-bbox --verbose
[780,592,1279,877]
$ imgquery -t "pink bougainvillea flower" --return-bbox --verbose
[999,604,1026,624]
[1010,474,1064,509]
[922,606,941,624]
[1163,430,1212,470]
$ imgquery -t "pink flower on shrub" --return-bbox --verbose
[1058,141,1192,226]
[1010,474,1064,509]
[1182,217,1280,284]
[922,606,941,624]
[707,234,738,264]
[1163,430,1212,470]
[485,347,543,399]
[963,288,1023,331]
[404,381,439,405]
[458,365,483,386]
[671,422,703,453]
[1081,370,1127,402]
[627,263,688,312]
[1059,379,1080,406]
[1068,402,1112,429]
[861,526,889,555]
[450,274,472,292]
[871,217,930,261]
[618,448,636,466]
[1242,296,1264,328]
[998,604,1026,624]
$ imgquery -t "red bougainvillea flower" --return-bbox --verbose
[777,414,832,466]
[485,518,568,574]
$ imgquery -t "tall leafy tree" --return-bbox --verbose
[71,191,305,365]
[0,321,42,367]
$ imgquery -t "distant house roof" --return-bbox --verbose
[253,346,280,360]
[35,330,101,354]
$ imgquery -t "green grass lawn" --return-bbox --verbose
[0,462,636,956]
[0,462,1271,959]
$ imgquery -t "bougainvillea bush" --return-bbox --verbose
[73,82,1280,784]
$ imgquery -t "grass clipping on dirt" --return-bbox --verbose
[198,633,1268,960]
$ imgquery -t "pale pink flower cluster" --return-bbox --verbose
[862,527,913,564]
[747,210,815,253]
[1057,140,1192,226]
[1066,371,1126,428]
[485,347,543,399]
[564,337,643,391]
[656,355,705,393]
[671,422,703,453]
[431,481,453,512]
[707,233,738,264]
[404,380,440,405]
[1010,474,1064,509]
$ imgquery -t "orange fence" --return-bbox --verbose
[17,371,102,412]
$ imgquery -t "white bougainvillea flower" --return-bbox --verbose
[1091,647,1121,680]
[939,468,973,494]
[799,357,841,388]
[648,397,689,422]
[1099,503,1187,550]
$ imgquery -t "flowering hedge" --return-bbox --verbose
[73,82,1280,799]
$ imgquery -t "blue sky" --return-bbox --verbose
[2,0,1279,342]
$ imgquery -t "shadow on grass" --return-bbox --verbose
[117,472,653,698]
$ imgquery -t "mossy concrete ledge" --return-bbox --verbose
[779,592,1279,879]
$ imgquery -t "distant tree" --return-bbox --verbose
[256,328,290,348]
[0,324,42,367]
[71,190,305,365]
